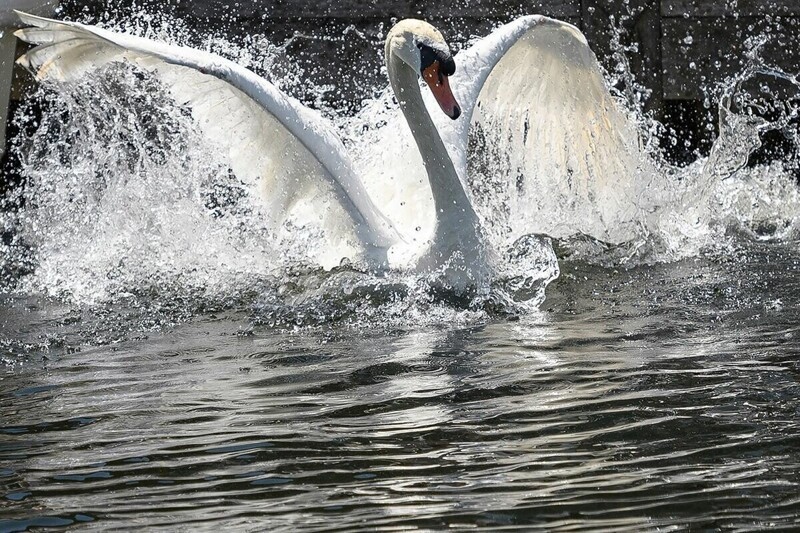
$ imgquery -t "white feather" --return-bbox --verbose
[446,16,656,243]
[14,11,398,255]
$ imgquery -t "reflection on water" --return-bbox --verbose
[2,245,799,530]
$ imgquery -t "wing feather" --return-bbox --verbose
[14,11,397,251]
[452,16,659,244]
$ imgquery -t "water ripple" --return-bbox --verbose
[2,254,800,530]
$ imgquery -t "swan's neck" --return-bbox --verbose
[387,56,478,247]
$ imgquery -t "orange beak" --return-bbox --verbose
[422,62,461,120]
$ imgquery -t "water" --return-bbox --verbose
[2,247,800,530]
[2,7,800,531]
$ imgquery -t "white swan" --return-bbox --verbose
[13,12,645,289]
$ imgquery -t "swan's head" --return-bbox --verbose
[385,19,461,120]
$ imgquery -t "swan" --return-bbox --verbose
[12,11,645,290]
[2,1,58,157]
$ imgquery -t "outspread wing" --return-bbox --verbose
[450,16,659,244]
[14,12,398,251]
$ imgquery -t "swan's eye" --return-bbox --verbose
[417,42,455,77]
[440,56,456,76]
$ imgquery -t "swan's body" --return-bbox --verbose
[13,11,648,290]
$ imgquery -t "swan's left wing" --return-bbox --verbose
[14,11,398,252]
[448,16,658,244]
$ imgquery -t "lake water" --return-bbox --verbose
[2,7,800,532]
[3,242,800,530]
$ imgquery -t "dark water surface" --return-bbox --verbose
[2,244,800,531]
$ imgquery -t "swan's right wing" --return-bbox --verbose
[14,12,397,250]
[450,16,659,244]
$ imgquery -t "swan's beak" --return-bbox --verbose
[422,62,461,120]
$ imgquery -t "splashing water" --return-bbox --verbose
[1,10,799,330]
[655,36,800,258]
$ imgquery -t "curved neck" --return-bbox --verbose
[387,55,477,233]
